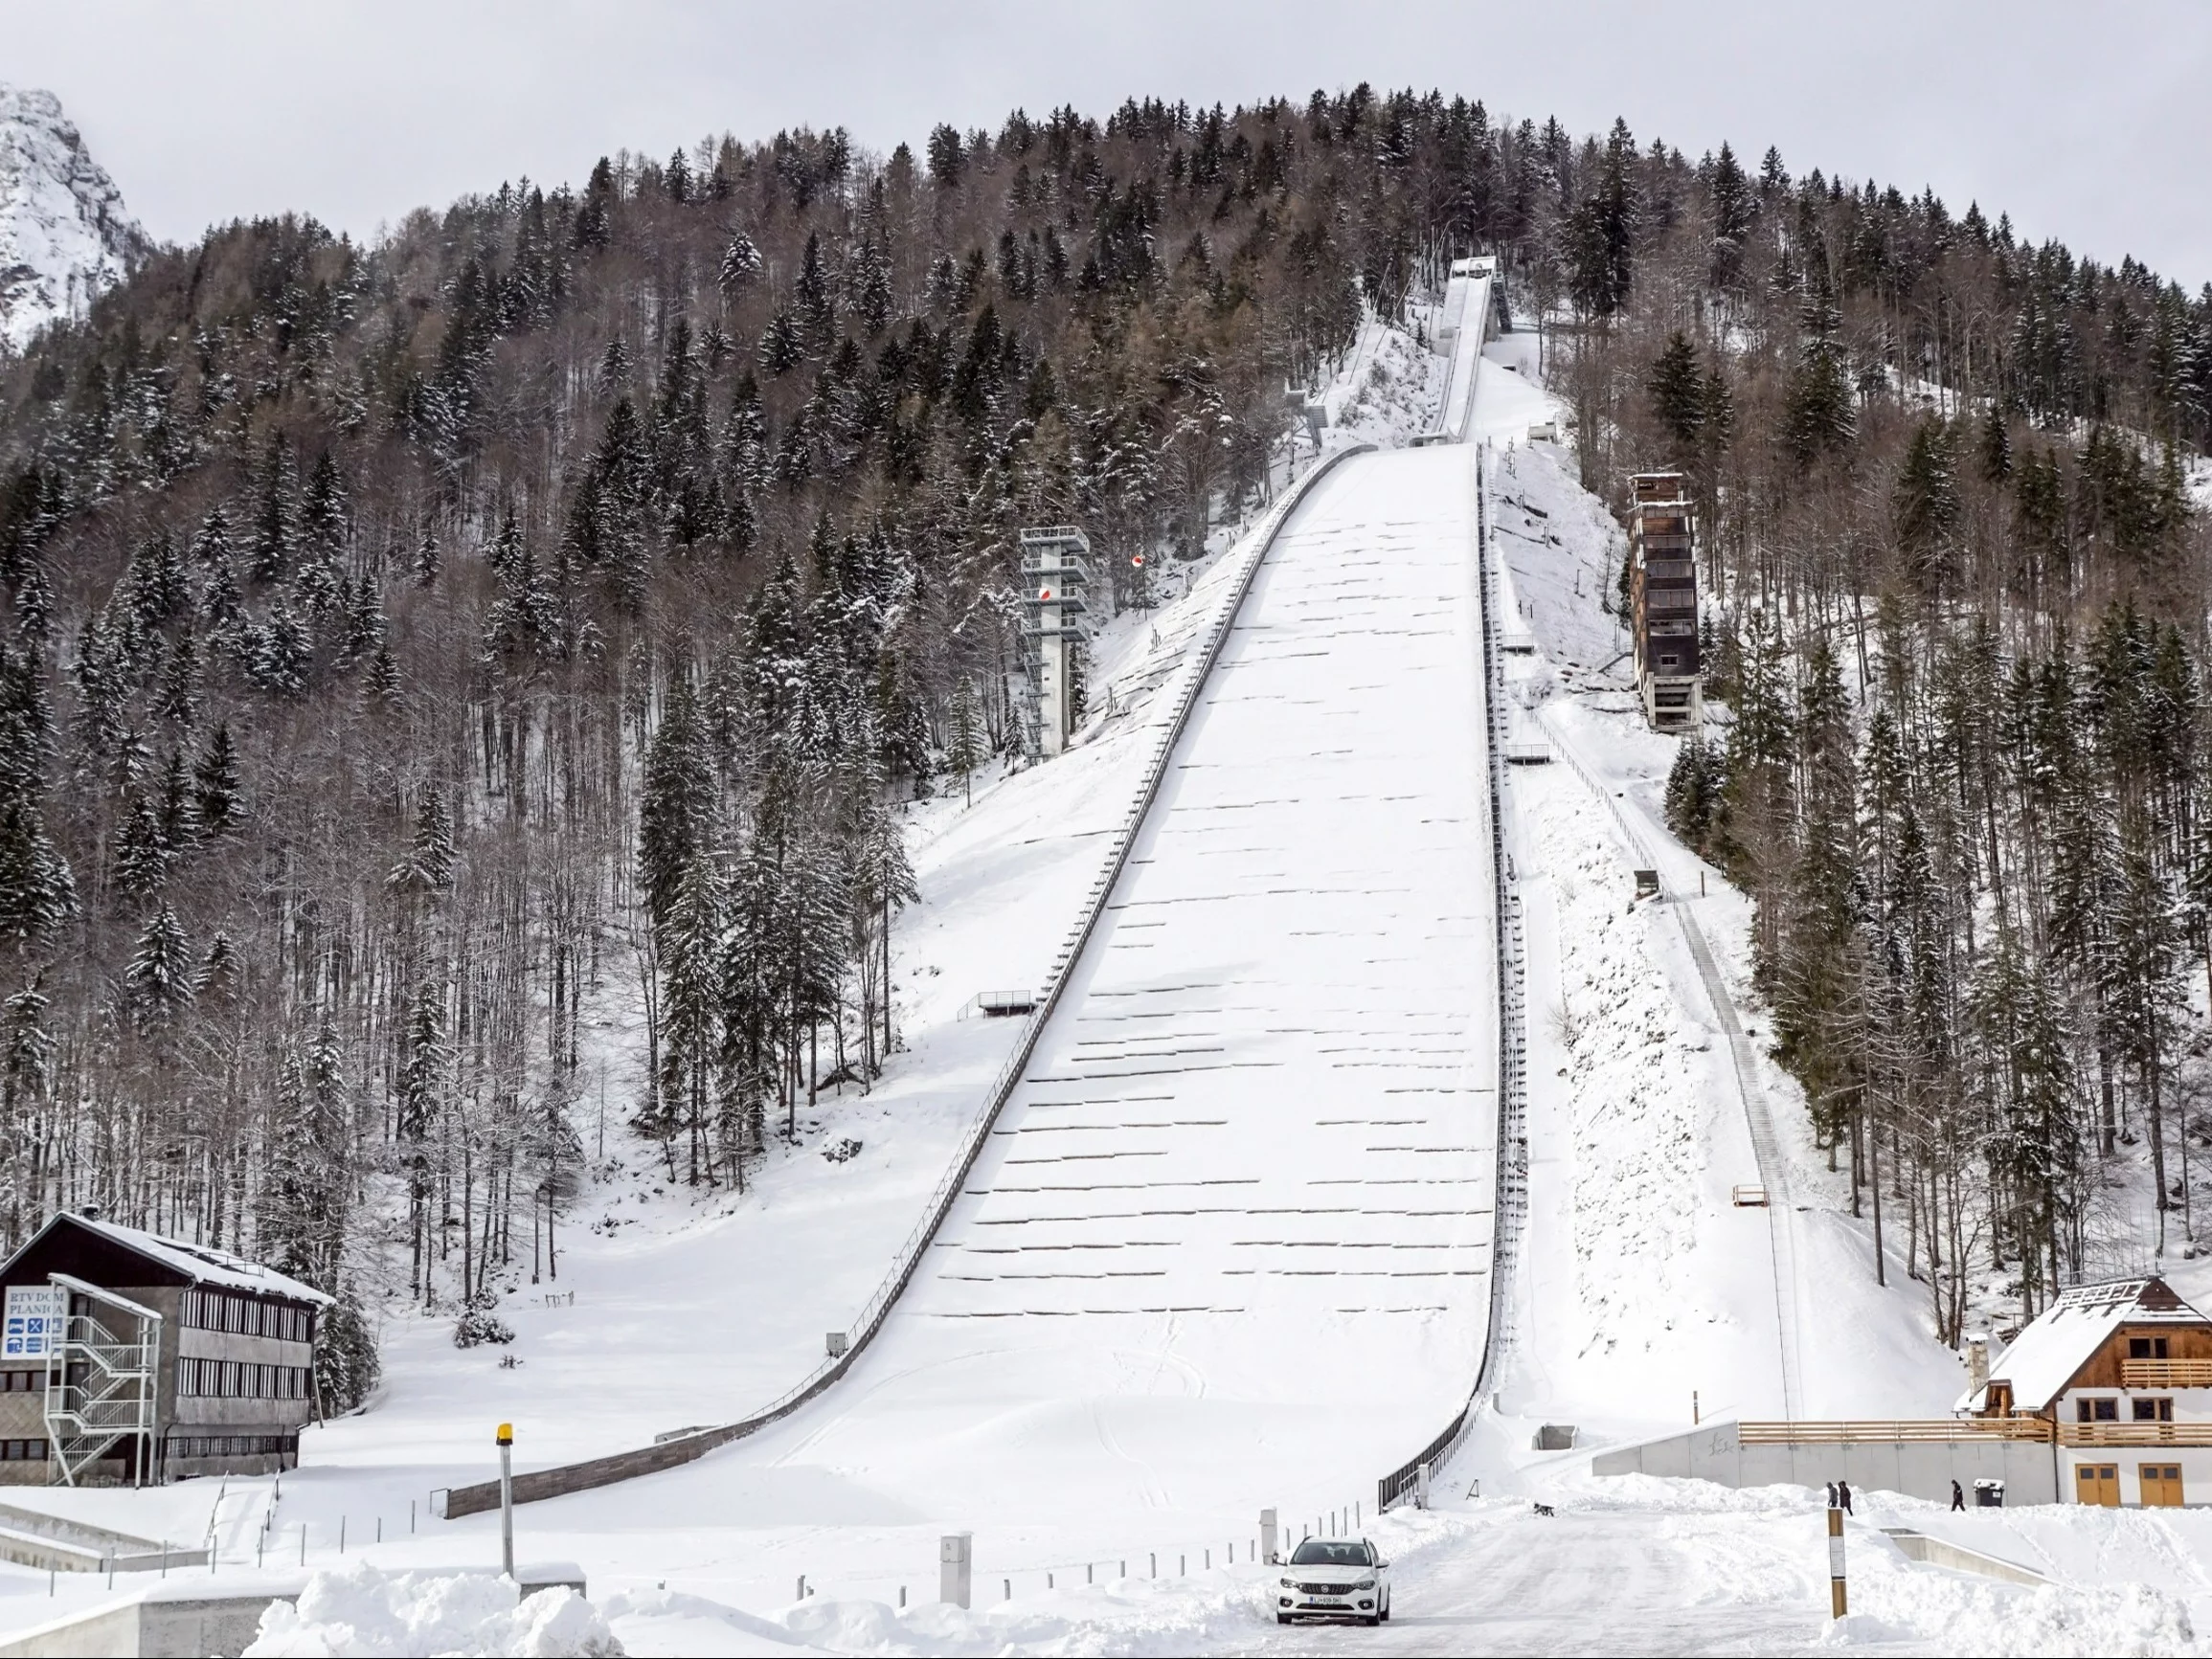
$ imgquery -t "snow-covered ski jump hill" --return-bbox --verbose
[11,271,2188,1659]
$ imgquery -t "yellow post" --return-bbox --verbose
[497,1423,515,1580]
[1826,1505,1846,1618]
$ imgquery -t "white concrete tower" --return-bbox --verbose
[1019,527,1092,756]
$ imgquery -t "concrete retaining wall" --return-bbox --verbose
[0,1592,285,1659]
[1591,1421,2062,1505]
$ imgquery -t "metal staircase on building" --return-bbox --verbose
[42,1275,161,1488]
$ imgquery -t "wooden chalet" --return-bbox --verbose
[0,1209,330,1487]
[1964,1276,2212,1506]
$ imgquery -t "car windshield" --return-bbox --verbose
[1290,1540,1370,1567]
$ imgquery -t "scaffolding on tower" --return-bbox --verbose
[1018,526,1094,757]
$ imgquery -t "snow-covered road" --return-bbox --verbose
[1246,1507,1817,1656]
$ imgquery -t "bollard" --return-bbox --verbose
[1048,1572,1054,1589]
[376,1517,383,1544]
[797,1576,806,1601]
[1150,1553,1156,1578]
[1088,1563,1094,1584]
[1004,1579,1010,1601]
[1417,1461,1433,1510]
[411,1499,417,1535]
[1261,1508,1278,1565]
[497,1424,515,1581]
[939,1534,973,1608]
[899,1586,906,1608]
[339,1518,346,1555]
[1179,1555,1185,1576]
[299,1526,306,1567]
[1120,1559,1127,1578]
[1827,1505,1847,1618]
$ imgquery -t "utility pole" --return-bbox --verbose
[497,1424,515,1581]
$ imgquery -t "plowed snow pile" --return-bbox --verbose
[244,1562,621,1657]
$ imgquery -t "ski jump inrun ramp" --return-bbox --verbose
[446,286,1507,1531]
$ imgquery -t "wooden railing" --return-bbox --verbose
[2060,1421,2212,1447]
[2122,1359,2212,1388]
[1738,1420,2053,1445]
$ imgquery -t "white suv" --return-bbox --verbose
[1276,1536,1391,1625]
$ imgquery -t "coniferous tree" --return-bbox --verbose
[1647,332,1704,456]
[124,901,195,1030]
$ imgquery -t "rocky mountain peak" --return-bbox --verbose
[0,83,147,351]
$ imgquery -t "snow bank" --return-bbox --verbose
[243,1562,622,1658]
[602,1575,1278,1657]
[1825,1556,2194,1657]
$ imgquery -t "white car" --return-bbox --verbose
[1276,1536,1391,1625]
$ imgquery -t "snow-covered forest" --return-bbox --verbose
[0,88,2205,1406]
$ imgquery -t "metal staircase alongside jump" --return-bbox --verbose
[42,1274,161,1488]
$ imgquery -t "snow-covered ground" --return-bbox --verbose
[8,311,2209,1658]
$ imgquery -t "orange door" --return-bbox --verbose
[2075,1463,2121,1506]
[2139,1464,2184,1507]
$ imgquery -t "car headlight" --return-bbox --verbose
[1353,1577,1376,1590]
[1279,1578,1294,1588]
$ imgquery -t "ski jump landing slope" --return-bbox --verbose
[731,445,1501,1524]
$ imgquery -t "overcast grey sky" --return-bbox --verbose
[4,0,2207,286]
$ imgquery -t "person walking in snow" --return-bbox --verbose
[1838,1479,1854,1514]
[1952,1480,1965,1511]
[1825,1480,1839,1509]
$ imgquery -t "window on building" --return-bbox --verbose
[0,1439,47,1462]
[2133,1398,2175,1422]
[2077,1397,2120,1422]
[2130,1336,2172,1360]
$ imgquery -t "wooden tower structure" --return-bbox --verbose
[1627,472,1702,730]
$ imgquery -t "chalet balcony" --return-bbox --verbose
[2121,1359,2212,1388]
[2061,1421,2212,1447]
[1738,1419,2053,1444]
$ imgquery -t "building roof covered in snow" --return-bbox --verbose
[1964,1277,2207,1415]
[0,1210,333,1306]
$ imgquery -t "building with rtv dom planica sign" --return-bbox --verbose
[0,1209,328,1487]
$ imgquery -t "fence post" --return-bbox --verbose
[1827,1505,1847,1618]
[1261,1509,1278,1564]
[1416,1462,1432,1510]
